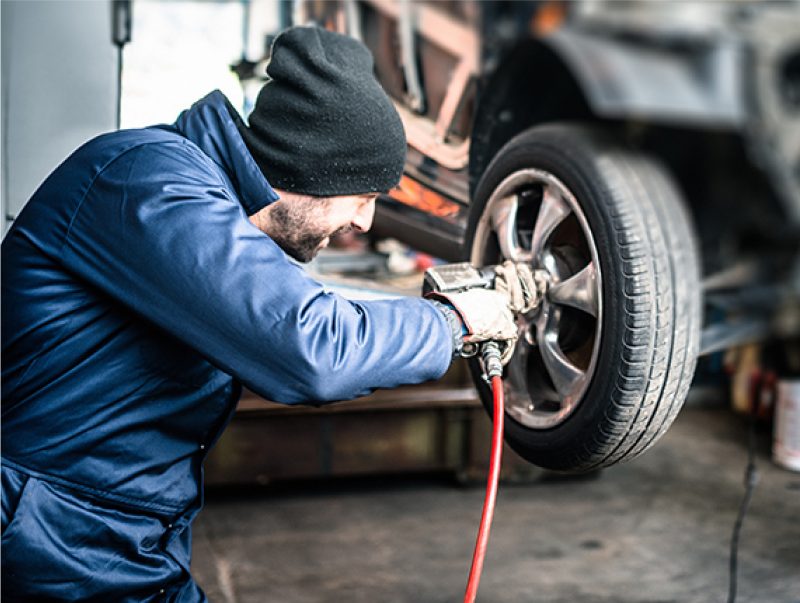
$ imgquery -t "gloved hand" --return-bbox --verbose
[494,260,541,314]
[427,288,518,364]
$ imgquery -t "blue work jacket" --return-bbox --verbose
[1,90,452,601]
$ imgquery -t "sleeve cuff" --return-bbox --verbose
[427,299,464,357]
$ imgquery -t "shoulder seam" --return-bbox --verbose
[59,138,217,254]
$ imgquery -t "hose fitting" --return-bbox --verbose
[481,341,503,380]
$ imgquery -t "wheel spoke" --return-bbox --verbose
[548,262,599,317]
[505,337,532,408]
[539,320,585,398]
[490,194,532,262]
[531,187,571,261]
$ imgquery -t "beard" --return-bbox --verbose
[265,198,351,263]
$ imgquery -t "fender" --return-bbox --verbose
[469,27,746,193]
[544,27,745,127]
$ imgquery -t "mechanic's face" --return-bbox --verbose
[251,190,377,263]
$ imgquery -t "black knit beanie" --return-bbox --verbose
[238,26,406,196]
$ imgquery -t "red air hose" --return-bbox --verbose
[463,374,505,603]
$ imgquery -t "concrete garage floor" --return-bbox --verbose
[191,406,800,603]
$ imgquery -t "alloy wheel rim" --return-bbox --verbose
[471,168,603,429]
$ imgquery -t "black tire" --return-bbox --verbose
[466,123,701,472]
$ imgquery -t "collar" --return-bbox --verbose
[172,90,279,215]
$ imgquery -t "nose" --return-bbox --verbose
[351,198,376,232]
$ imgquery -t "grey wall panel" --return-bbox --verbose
[2,0,117,232]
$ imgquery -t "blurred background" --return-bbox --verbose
[2,2,799,602]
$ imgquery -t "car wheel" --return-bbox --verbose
[466,123,701,472]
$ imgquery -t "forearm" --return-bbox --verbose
[262,295,454,404]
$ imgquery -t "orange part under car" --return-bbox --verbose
[389,175,462,219]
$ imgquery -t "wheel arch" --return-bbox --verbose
[469,38,595,197]
[468,33,795,273]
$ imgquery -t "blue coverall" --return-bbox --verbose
[1,90,453,601]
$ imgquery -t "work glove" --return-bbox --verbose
[427,288,518,364]
[494,260,541,314]
[427,261,542,364]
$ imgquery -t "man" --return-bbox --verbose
[1,27,523,601]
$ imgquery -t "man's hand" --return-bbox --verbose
[427,288,518,363]
[426,261,544,364]
[494,260,542,314]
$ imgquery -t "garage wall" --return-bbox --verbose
[1,0,118,235]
